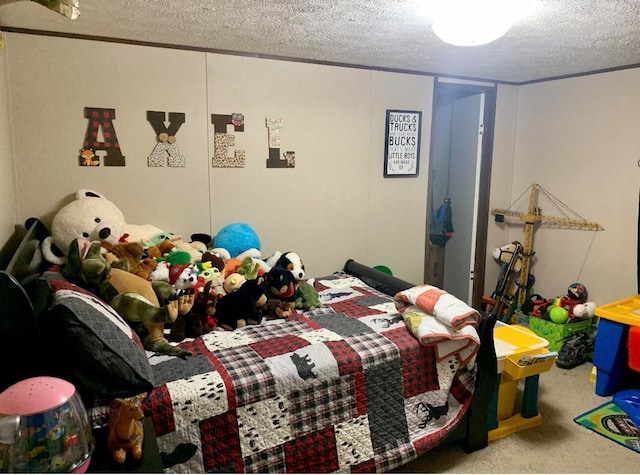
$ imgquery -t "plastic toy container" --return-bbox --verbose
[595,295,640,326]
[529,316,593,352]
[593,295,640,396]
[505,350,556,379]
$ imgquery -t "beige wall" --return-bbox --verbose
[483,84,518,298]
[206,54,432,278]
[4,31,640,305]
[2,33,432,283]
[490,72,640,305]
[4,34,210,238]
[0,35,17,248]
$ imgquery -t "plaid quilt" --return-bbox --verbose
[143,272,477,473]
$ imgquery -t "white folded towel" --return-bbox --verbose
[394,285,481,366]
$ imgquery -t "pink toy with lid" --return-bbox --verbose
[0,377,94,473]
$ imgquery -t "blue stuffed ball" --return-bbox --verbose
[213,223,261,257]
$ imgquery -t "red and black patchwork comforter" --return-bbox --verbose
[143,272,477,473]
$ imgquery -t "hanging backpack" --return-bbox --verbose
[430,198,454,246]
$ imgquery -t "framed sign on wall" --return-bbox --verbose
[383,109,422,177]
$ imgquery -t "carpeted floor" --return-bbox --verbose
[393,362,638,473]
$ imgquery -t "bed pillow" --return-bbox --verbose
[38,278,155,398]
[0,271,45,392]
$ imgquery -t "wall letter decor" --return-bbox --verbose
[79,107,125,166]
[265,118,294,168]
[146,111,186,167]
[211,113,245,168]
[383,109,421,177]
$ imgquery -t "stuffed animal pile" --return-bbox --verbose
[42,189,321,356]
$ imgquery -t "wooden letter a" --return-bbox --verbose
[81,107,125,166]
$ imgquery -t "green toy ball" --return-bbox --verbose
[549,306,569,324]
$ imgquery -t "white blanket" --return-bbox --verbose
[394,285,481,366]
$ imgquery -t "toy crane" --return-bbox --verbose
[491,183,604,308]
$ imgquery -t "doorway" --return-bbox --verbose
[423,79,496,309]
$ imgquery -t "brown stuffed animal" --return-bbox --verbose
[263,299,295,320]
[201,251,225,272]
[146,238,176,259]
[106,241,157,280]
[170,281,218,341]
[108,392,147,463]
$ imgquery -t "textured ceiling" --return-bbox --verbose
[1,0,640,84]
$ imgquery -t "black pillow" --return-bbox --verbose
[39,278,155,398]
[0,271,45,392]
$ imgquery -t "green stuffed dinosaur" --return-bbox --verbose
[237,255,260,281]
[64,239,193,357]
[295,281,323,311]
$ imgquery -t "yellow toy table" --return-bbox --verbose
[488,321,556,441]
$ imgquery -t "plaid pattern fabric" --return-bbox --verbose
[215,345,276,407]
[289,375,358,437]
[141,272,477,473]
[83,107,120,149]
[250,334,310,359]
[384,326,440,398]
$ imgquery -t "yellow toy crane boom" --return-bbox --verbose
[491,183,604,307]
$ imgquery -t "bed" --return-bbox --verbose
[0,219,497,473]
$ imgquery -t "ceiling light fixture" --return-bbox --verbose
[429,0,517,46]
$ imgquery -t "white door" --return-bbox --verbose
[442,93,485,304]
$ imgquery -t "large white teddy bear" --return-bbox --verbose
[41,189,164,265]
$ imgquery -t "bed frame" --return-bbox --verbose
[0,220,498,469]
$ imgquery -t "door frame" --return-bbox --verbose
[423,78,497,310]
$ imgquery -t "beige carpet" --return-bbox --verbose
[393,363,639,473]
